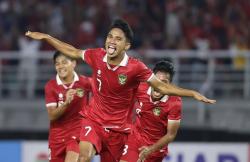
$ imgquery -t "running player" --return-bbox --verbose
[45,51,91,162]
[120,60,181,162]
[26,19,215,162]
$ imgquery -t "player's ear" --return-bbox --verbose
[125,42,131,51]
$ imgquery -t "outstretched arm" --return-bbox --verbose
[148,75,216,104]
[25,31,82,59]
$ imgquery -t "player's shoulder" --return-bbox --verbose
[168,96,182,104]
[45,78,57,88]
[78,75,93,89]
[128,56,144,65]
[86,48,106,55]
[78,75,91,83]
[78,74,88,80]
[127,56,148,71]
[138,82,149,91]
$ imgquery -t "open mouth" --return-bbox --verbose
[58,69,67,75]
[107,45,116,55]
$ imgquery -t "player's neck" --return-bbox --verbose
[60,73,74,84]
[151,97,161,102]
[107,52,125,65]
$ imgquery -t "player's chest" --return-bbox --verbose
[54,84,86,101]
[93,65,136,91]
[141,99,169,120]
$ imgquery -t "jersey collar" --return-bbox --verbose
[147,87,169,103]
[56,71,79,89]
[103,53,129,71]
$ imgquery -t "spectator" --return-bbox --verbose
[17,35,41,98]
[0,0,249,51]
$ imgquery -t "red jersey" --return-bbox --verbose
[134,83,182,144]
[45,72,92,145]
[81,48,153,132]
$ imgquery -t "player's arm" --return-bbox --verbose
[148,75,216,104]
[25,31,82,59]
[47,89,76,121]
[137,120,180,162]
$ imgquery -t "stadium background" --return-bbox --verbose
[0,0,249,161]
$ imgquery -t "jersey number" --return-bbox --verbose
[84,126,92,136]
[97,78,102,91]
[122,145,128,155]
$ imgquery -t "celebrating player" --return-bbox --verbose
[45,51,92,162]
[120,60,181,162]
[26,19,215,162]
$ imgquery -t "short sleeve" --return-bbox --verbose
[168,98,182,120]
[45,82,57,108]
[82,48,105,67]
[82,49,93,66]
[135,61,153,82]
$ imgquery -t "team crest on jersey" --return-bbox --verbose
[76,88,84,97]
[118,74,127,85]
[153,107,161,116]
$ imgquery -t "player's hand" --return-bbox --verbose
[25,31,49,40]
[137,146,153,162]
[193,91,216,104]
[65,89,76,105]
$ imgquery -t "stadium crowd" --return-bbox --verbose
[0,0,249,51]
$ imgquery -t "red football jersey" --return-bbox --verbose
[81,48,153,132]
[134,83,182,144]
[45,73,92,145]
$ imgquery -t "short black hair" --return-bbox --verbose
[153,60,175,82]
[109,19,134,43]
[53,51,74,63]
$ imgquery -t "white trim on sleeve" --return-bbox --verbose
[147,73,155,82]
[46,103,57,108]
[81,50,86,61]
[168,119,181,123]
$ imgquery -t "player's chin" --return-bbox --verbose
[58,73,68,78]
[107,52,118,58]
[153,95,163,99]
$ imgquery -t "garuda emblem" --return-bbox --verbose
[153,107,161,116]
[118,74,127,85]
[76,88,84,97]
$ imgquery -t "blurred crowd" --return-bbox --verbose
[0,0,249,98]
[0,0,249,51]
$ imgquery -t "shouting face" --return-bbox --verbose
[105,28,131,59]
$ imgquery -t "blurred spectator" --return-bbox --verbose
[230,36,249,70]
[165,0,182,48]
[0,0,249,51]
[17,35,41,98]
[74,20,96,48]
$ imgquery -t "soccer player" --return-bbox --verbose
[45,51,92,162]
[120,60,181,162]
[26,19,215,162]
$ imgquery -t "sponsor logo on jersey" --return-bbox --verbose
[153,107,161,116]
[76,88,84,97]
[59,93,63,99]
[118,74,127,85]
[97,69,101,75]
[58,93,64,107]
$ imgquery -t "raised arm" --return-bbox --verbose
[148,75,216,104]
[25,31,82,59]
